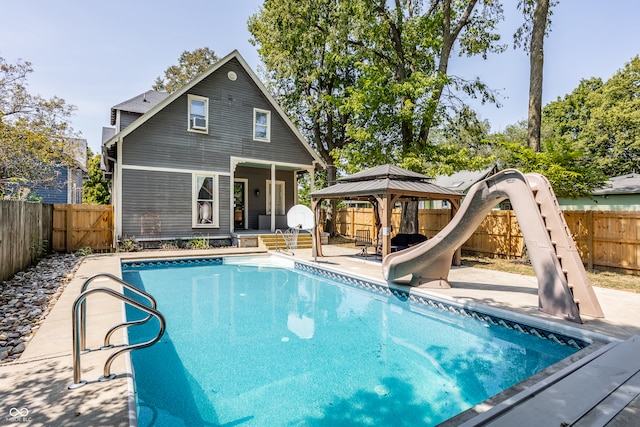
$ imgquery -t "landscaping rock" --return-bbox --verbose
[0,254,80,362]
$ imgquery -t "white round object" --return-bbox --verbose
[287,204,315,230]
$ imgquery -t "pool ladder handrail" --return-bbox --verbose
[79,273,157,351]
[69,274,166,389]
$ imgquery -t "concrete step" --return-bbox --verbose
[259,233,313,250]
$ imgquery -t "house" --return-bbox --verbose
[558,173,640,211]
[29,138,87,204]
[428,166,498,209]
[102,50,324,246]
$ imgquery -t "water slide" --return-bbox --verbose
[382,169,604,323]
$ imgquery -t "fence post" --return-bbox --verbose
[586,210,594,270]
[66,205,73,253]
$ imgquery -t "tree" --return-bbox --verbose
[543,57,640,176]
[152,47,219,93]
[250,0,506,233]
[249,0,360,234]
[82,148,110,204]
[0,56,77,199]
[489,134,606,198]
[515,0,554,152]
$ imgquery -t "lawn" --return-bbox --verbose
[461,255,640,294]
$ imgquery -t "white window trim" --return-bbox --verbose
[253,108,271,142]
[193,173,219,228]
[188,94,209,134]
[266,179,285,215]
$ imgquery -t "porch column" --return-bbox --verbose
[270,163,276,232]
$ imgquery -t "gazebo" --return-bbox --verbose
[311,164,464,260]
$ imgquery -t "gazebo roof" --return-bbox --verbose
[311,164,462,200]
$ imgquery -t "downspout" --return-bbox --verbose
[115,137,123,243]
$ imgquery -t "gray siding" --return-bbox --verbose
[121,169,230,239]
[119,111,141,131]
[122,58,316,170]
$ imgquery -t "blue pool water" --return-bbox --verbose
[122,257,583,426]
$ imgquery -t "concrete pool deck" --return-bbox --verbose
[0,245,638,425]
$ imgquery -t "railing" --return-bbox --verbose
[68,274,165,389]
[79,273,157,351]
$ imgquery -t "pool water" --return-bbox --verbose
[122,258,580,426]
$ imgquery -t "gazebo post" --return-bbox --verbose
[450,198,461,266]
[312,198,324,257]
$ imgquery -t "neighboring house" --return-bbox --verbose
[29,138,87,204]
[558,173,640,211]
[102,50,324,245]
[428,166,498,209]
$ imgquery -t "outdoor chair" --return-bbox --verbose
[355,229,375,258]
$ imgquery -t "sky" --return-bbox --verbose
[2,1,640,154]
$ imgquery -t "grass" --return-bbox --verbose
[462,255,640,294]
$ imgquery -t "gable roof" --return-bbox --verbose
[103,50,325,167]
[110,90,170,125]
[431,166,497,193]
[593,173,640,195]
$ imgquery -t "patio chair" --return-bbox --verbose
[355,229,374,258]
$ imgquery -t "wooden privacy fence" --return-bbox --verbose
[0,200,53,282]
[334,207,640,274]
[52,204,113,252]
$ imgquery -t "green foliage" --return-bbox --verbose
[488,136,607,198]
[29,238,48,260]
[1,56,78,199]
[82,148,111,204]
[75,247,93,256]
[117,236,141,252]
[543,56,640,177]
[187,236,210,250]
[249,0,505,176]
[152,48,219,93]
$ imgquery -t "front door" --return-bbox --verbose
[234,181,246,229]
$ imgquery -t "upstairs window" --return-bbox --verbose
[188,94,209,133]
[253,108,271,142]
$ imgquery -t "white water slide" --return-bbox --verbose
[382,169,604,323]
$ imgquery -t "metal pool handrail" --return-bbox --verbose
[68,286,166,389]
[79,272,157,351]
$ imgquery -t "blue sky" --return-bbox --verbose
[2,1,639,154]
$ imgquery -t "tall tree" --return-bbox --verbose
[250,0,505,233]
[152,47,219,93]
[515,0,554,152]
[0,56,77,199]
[249,0,359,234]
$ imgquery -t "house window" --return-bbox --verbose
[188,94,209,133]
[266,180,285,215]
[193,174,219,227]
[253,108,271,141]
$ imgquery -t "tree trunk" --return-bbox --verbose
[528,0,549,152]
[399,201,418,234]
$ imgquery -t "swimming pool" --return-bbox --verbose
[122,256,587,426]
